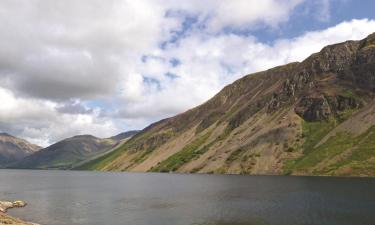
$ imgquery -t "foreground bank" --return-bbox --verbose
[0,201,39,225]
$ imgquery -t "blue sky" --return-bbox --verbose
[0,0,374,146]
[164,0,375,43]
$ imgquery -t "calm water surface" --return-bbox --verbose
[0,169,374,225]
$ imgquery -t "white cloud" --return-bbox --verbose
[0,0,176,100]
[115,19,375,121]
[0,0,373,146]
[0,87,119,146]
[161,0,304,31]
[206,0,304,31]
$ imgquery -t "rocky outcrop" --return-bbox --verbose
[0,201,39,225]
[295,95,361,121]
[0,200,27,213]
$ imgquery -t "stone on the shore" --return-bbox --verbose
[12,201,27,208]
[0,200,39,225]
[0,200,27,212]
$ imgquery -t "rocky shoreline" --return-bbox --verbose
[0,201,40,225]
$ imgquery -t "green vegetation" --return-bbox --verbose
[321,126,375,175]
[286,146,295,152]
[293,132,352,172]
[283,107,368,175]
[284,124,375,176]
[283,119,336,174]
[341,90,355,98]
[151,130,213,172]
[226,147,245,163]
[76,143,127,170]
[78,130,173,170]
[301,119,336,153]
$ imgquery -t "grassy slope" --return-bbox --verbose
[75,143,125,170]
[81,109,375,176]
[284,119,375,176]
[150,130,213,172]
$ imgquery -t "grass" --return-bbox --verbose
[78,130,174,170]
[295,132,353,172]
[226,147,245,163]
[284,124,375,176]
[150,130,213,172]
[301,119,336,153]
[299,106,357,155]
[283,119,336,174]
[76,143,128,170]
[341,90,355,98]
[283,106,368,175]
[322,126,375,175]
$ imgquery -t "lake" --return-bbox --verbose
[0,170,374,225]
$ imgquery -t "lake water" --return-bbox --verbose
[0,170,374,225]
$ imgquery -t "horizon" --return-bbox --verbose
[0,0,375,147]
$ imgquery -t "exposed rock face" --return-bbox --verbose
[80,33,375,177]
[295,95,361,121]
[0,133,41,167]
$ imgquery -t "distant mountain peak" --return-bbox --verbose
[10,134,118,170]
[69,134,98,140]
[0,134,42,167]
[0,132,14,137]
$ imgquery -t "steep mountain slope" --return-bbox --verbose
[81,33,375,177]
[12,135,117,169]
[0,133,41,167]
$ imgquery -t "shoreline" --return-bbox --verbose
[0,201,40,225]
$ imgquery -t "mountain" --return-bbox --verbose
[109,130,140,142]
[11,135,117,169]
[72,131,140,169]
[80,33,375,177]
[0,133,41,167]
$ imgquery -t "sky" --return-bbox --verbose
[0,0,374,146]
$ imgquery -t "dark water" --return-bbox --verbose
[0,170,374,225]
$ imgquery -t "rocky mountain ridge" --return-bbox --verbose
[0,133,41,167]
[9,131,139,169]
[79,33,375,177]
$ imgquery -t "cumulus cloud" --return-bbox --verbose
[0,0,373,146]
[0,87,119,146]
[0,0,176,100]
[55,100,93,115]
[162,0,304,32]
[115,19,375,120]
